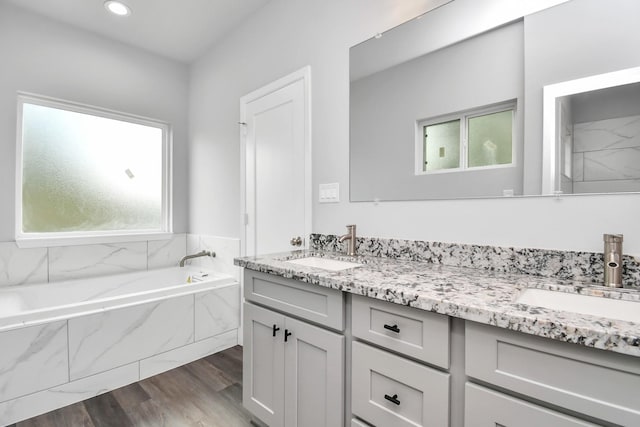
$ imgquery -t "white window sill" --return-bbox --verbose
[15,232,174,249]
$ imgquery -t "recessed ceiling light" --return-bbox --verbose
[104,1,131,17]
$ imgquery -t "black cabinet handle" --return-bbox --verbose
[284,329,292,342]
[384,394,400,405]
[272,324,280,337]
[383,324,400,333]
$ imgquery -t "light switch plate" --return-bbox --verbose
[319,183,340,203]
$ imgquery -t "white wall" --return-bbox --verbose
[189,0,640,254]
[0,3,190,240]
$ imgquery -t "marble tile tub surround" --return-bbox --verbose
[0,233,240,287]
[187,234,241,281]
[310,234,640,289]
[0,234,188,287]
[0,243,47,287]
[0,286,239,425]
[235,250,640,356]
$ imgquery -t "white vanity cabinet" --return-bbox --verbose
[243,271,345,427]
[350,295,451,427]
[240,266,640,427]
[465,322,640,426]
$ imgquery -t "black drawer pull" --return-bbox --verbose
[272,324,280,337]
[383,324,400,333]
[384,394,400,405]
[284,329,292,342]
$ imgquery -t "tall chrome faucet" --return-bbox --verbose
[338,224,357,257]
[179,250,215,267]
[603,234,623,288]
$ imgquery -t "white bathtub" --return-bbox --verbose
[0,266,235,331]
[0,266,240,425]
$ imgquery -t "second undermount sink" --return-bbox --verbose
[285,256,363,271]
[516,288,640,323]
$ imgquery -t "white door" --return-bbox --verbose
[241,67,311,257]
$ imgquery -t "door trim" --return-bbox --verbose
[239,66,312,257]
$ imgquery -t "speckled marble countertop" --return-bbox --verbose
[235,250,640,357]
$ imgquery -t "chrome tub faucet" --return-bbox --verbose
[179,250,215,267]
[338,224,357,256]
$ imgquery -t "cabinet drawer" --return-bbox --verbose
[244,270,344,330]
[351,418,370,427]
[351,341,449,427]
[466,322,640,426]
[465,383,598,427]
[352,294,449,368]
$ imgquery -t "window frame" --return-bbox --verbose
[415,101,516,175]
[15,92,173,248]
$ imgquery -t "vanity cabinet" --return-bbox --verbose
[243,271,345,427]
[465,322,640,426]
[240,267,640,427]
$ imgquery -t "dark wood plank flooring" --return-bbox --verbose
[12,346,265,427]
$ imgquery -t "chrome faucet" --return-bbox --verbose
[603,234,623,287]
[179,250,215,267]
[338,224,357,256]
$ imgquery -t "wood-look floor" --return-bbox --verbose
[12,346,265,427]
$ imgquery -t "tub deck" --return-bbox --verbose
[0,266,235,332]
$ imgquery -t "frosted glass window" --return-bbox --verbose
[467,110,513,167]
[423,120,460,171]
[18,97,169,237]
[416,102,515,175]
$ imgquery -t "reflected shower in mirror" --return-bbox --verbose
[542,67,640,195]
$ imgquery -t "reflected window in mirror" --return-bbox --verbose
[417,102,515,175]
[423,119,460,172]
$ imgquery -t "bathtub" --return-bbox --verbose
[0,266,236,331]
[0,266,240,425]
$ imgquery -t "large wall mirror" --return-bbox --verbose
[349,0,640,201]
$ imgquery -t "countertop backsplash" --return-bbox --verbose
[309,234,640,289]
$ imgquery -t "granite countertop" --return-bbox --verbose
[235,249,640,357]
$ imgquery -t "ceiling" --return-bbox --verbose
[4,0,271,63]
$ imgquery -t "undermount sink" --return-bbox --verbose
[285,256,363,271]
[516,288,640,323]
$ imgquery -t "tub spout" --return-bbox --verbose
[179,250,215,267]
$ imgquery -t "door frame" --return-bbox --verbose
[239,66,312,258]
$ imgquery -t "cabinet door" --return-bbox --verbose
[465,383,598,427]
[243,303,285,427]
[284,316,345,427]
